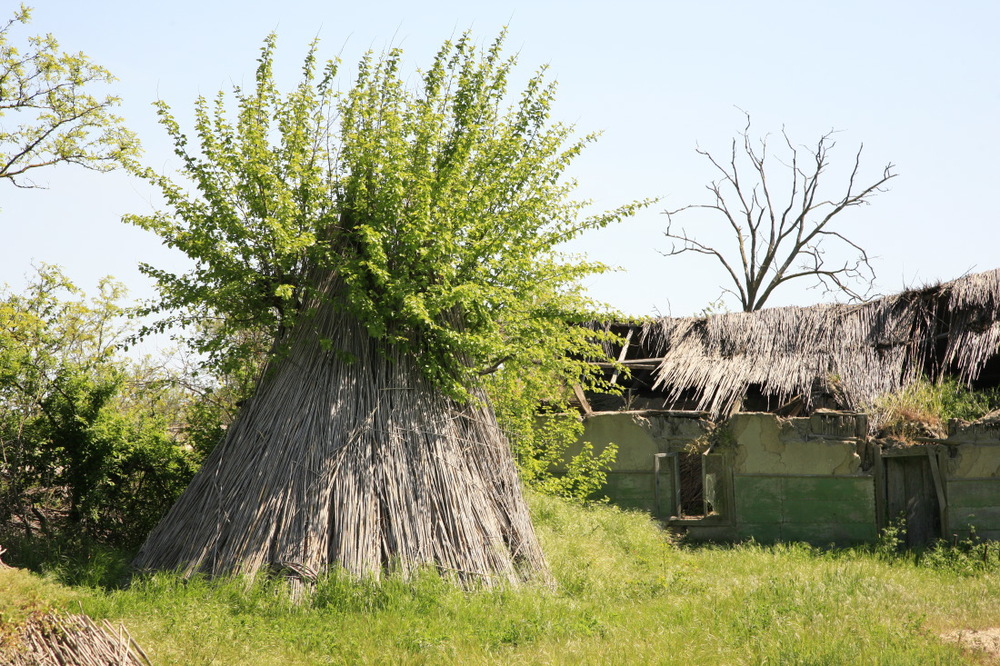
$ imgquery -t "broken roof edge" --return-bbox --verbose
[594,268,1000,428]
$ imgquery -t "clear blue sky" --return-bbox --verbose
[2,1,998,316]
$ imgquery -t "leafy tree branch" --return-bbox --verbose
[0,4,138,189]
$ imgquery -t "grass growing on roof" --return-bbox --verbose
[874,377,1000,441]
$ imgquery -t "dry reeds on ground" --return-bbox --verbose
[3,613,151,666]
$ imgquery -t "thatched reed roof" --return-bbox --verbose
[621,269,1000,421]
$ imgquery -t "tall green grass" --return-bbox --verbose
[5,493,998,664]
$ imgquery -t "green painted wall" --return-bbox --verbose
[603,471,657,513]
[939,429,1000,540]
[947,478,1000,541]
[734,475,877,544]
[576,411,710,514]
[580,410,1000,545]
[725,413,875,545]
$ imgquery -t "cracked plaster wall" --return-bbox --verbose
[579,412,711,471]
[944,445,1000,478]
[581,411,866,476]
[728,413,865,477]
[941,423,1000,478]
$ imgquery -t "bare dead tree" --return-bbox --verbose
[664,114,896,312]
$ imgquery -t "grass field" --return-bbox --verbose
[3,494,1000,664]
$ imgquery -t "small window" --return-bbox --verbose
[656,451,729,519]
[678,451,706,517]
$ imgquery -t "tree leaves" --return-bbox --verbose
[0,267,201,545]
[128,30,648,401]
[0,4,138,188]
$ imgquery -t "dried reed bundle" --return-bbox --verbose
[3,613,151,666]
[943,269,1000,379]
[133,276,547,586]
[637,269,1000,424]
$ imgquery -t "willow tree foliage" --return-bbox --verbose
[131,33,634,397]
[0,5,137,187]
[128,33,641,583]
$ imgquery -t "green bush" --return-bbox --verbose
[0,266,204,551]
[29,368,199,547]
[486,367,617,503]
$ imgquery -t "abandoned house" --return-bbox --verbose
[574,268,1000,547]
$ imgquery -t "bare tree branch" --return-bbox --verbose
[663,112,896,312]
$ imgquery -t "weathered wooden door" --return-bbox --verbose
[884,454,942,547]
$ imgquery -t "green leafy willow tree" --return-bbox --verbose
[127,32,644,583]
[0,5,137,187]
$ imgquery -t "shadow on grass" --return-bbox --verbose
[0,529,136,590]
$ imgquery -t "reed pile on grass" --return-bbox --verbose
[638,269,1000,424]
[3,613,150,666]
[133,277,546,586]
